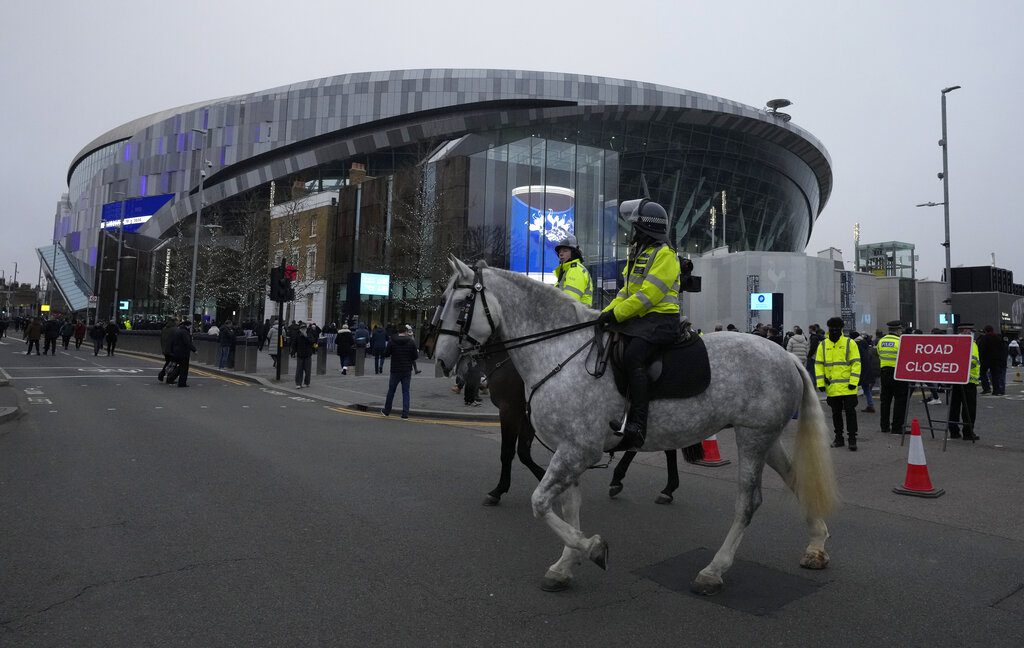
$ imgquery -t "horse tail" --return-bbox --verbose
[791,356,839,520]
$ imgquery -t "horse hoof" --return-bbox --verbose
[800,550,830,570]
[540,571,571,592]
[608,483,623,498]
[482,494,501,506]
[690,573,723,596]
[589,536,609,571]
[655,493,673,505]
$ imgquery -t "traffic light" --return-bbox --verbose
[269,262,294,302]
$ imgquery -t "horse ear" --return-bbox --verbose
[453,257,474,279]
[447,255,459,276]
[474,259,488,270]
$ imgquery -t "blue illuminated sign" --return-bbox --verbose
[509,186,574,277]
[101,193,175,232]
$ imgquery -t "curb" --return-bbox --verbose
[116,350,499,423]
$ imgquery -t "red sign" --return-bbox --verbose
[894,334,974,384]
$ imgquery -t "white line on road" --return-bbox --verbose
[2,375,157,379]
[0,366,11,380]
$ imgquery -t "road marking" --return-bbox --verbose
[201,405,208,409]
[27,397,53,405]
[0,366,11,380]
[107,408,116,411]
[324,406,500,428]
[78,368,143,373]
[155,406,163,409]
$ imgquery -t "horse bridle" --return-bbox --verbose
[431,266,497,354]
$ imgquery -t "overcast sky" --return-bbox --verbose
[1,0,1020,287]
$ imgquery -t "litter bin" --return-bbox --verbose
[242,340,258,374]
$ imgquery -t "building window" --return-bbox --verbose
[306,248,316,278]
[291,216,299,240]
[309,214,317,237]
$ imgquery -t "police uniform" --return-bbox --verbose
[948,324,980,441]
[877,320,909,434]
[553,235,594,306]
[815,317,861,449]
[599,199,680,451]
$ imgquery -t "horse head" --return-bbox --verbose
[430,255,502,377]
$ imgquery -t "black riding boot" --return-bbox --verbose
[612,367,649,451]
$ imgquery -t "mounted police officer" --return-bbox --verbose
[597,199,680,452]
[877,320,909,434]
[553,234,593,306]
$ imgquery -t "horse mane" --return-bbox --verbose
[483,267,595,326]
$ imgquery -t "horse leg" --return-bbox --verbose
[540,485,584,591]
[608,451,637,498]
[691,428,769,595]
[765,440,831,569]
[517,421,547,482]
[533,449,607,591]
[655,450,679,505]
[484,410,518,506]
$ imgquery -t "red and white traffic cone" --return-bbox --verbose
[694,433,731,467]
[893,418,945,498]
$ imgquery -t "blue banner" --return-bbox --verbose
[509,186,574,277]
[101,193,175,232]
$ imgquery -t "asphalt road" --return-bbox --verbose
[1,340,1022,646]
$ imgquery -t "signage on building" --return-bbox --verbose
[88,295,98,304]
[746,274,759,332]
[41,304,50,312]
[750,293,773,310]
[101,194,175,233]
[840,271,855,330]
[361,273,390,297]
[894,334,973,384]
[118,300,131,311]
[509,186,574,278]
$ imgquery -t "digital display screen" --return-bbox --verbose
[101,194,175,233]
[509,185,575,278]
[750,292,773,311]
[361,273,390,296]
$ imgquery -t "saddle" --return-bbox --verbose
[608,332,711,400]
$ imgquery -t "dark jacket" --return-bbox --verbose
[43,319,60,339]
[370,328,390,355]
[353,325,370,347]
[291,328,317,358]
[104,323,119,342]
[336,330,354,355]
[59,322,74,338]
[160,323,177,355]
[26,320,42,340]
[218,326,235,346]
[74,322,86,339]
[856,338,880,383]
[89,323,104,341]
[169,326,196,362]
[977,332,1008,368]
[385,335,419,374]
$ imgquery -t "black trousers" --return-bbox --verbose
[43,337,57,354]
[623,336,662,411]
[27,339,40,354]
[879,367,908,432]
[826,394,858,439]
[948,383,978,435]
[175,358,190,386]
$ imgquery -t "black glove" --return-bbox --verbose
[596,311,617,329]
[848,384,856,391]
[818,386,826,393]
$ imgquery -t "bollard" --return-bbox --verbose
[354,346,367,376]
[316,344,327,375]
[244,340,258,374]
[202,338,216,365]
[277,349,290,379]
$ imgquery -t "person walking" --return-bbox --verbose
[88,321,105,355]
[948,322,980,441]
[73,319,86,349]
[877,320,908,434]
[265,320,281,368]
[381,325,419,419]
[1008,337,1020,367]
[42,317,60,355]
[168,319,196,387]
[786,325,809,364]
[104,320,119,356]
[806,323,824,378]
[370,324,389,375]
[25,317,42,355]
[856,332,879,413]
[157,318,177,382]
[463,358,483,407]
[977,325,1008,396]
[59,319,74,350]
[217,321,235,369]
[336,323,354,374]
[290,322,316,389]
[815,317,862,451]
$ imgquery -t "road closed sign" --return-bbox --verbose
[894,334,974,384]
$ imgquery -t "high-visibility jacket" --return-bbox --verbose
[554,258,593,306]
[815,335,862,397]
[602,243,680,322]
[968,340,980,384]
[877,334,900,368]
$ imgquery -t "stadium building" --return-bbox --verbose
[42,68,834,327]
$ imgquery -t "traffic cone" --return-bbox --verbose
[694,434,731,467]
[893,418,945,498]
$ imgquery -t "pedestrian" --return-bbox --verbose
[217,321,234,369]
[1008,337,1020,367]
[89,320,105,355]
[290,322,317,389]
[856,332,879,413]
[877,320,909,434]
[336,323,354,374]
[948,322,980,441]
[25,316,42,355]
[977,325,1008,396]
[265,320,281,368]
[157,318,177,382]
[257,318,270,351]
[59,319,74,350]
[806,323,824,378]
[169,319,196,387]
[104,320,119,356]
[73,319,86,349]
[370,324,389,374]
[42,317,60,355]
[381,325,419,419]
[815,317,861,451]
[463,358,483,407]
[786,325,808,362]
[767,327,785,347]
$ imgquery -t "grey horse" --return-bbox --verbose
[434,257,838,594]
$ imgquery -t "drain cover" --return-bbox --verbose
[634,547,826,616]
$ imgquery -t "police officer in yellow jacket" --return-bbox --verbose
[597,199,680,451]
[948,322,981,441]
[877,319,909,434]
[815,317,862,451]
[553,234,593,306]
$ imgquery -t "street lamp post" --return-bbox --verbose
[188,128,209,326]
[111,193,127,324]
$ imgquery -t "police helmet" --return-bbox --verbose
[620,199,669,239]
[554,234,580,253]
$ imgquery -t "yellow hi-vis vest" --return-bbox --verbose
[602,243,680,322]
[877,334,900,368]
[554,258,593,306]
[969,340,980,384]
[815,335,862,397]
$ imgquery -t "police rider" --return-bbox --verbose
[553,234,593,306]
[597,199,681,452]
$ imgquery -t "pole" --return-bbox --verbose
[276,299,284,382]
[188,130,207,327]
[940,88,957,332]
[112,199,126,324]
